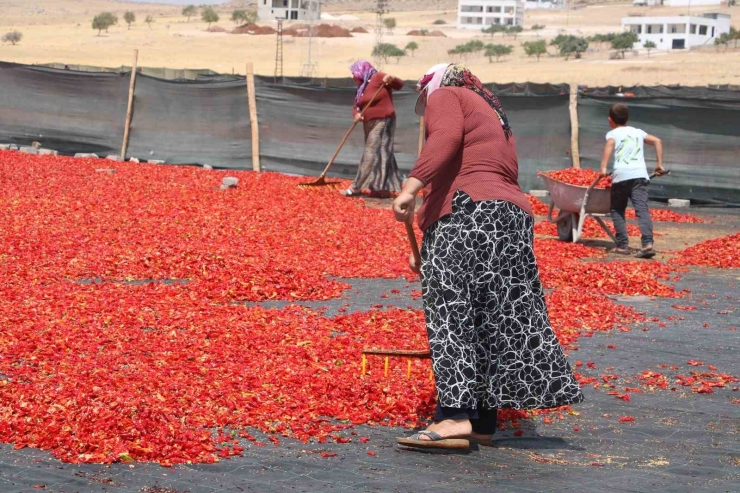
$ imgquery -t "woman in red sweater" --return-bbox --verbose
[344,61,405,198]
[393,64,584,451]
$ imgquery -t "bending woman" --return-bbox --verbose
[344,61,404,198]
[393,63,584,450]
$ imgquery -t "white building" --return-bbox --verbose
[663,0,725,6]
[525,0,565,10]
[622,13,731,50]
[457,0,525,30]
[258,0,320,22]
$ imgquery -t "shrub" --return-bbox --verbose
[433,19,447,25]
[523,39,547,61]
[383,18,396,34]
[612,31,639,58]
[182,5,197,22]
[643,40,656,57]
[373,43,404,63]
[405,41,419,56]
[2,30,22,45]
[482,25,506,38]
[124,11,136,29]
[485,44,513,62]
[145,15,154,28]
[92,12,118,35]
[202,7,219,27]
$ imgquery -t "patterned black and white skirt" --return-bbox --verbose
[421,190,584,411]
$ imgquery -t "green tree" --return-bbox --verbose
[202,6,220,27]
[611,31,639,58]
[522,39,547,61]
[92,12,118,35]
[389,45,405,63]
[383,18,397,34]
[730,27,739,48]
[182,5,197,22]
[419,29,429,36]
[560,36,589,60]
[485,44,513,62]
[506,25,523,39]
[714,32,731,51]
[1,30,23,45]
[643,40,656,57]
[405,41,419,56]
[372,43,401,64]
[124,11,136,30]
[232,9,257,25]
[482,24,506,39]
[145,15,154,28]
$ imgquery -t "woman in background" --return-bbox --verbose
[344,61,404,198]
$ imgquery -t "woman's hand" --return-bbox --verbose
[383,74,394,86]
[393,191,416,223]
[354,113,364,123]
[409,251,421,275]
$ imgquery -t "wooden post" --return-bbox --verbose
[246,63,261,172]
[417,116,425,157]
[120,49,139,160]
[569,83,581,169]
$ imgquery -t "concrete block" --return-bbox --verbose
[0,144,13,151]
[529,189,550,198]
[106,155,123,162]
[38,149,59,156]
[668,199,690,208]
[95,168,116,174]
[20,147,39,155]
[129,157,140,163]
[203,164,213,170]
[74,153,99,159]
[220,177,239,190]
[148,160,165,165]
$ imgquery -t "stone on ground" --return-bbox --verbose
[220,177,239,190]
[669,199,691,208]
[39,149,59,156]
[20,147,39,155]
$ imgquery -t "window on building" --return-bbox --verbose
[290,10,298,19]
[711,27,715,37]
[690,24,697,34]
[669,24,686,34]
[629,25,642,34]
[504,6,515,14]
[291,0,298,7]
[699,25,708,35]
[646,24,664,34]
[462,16,483,25]
[461,5,484,12]
[487,6,503,13]
[506,17,514,25]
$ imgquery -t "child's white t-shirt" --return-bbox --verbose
[606,126,650,184]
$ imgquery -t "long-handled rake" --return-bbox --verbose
[299,83,387,189]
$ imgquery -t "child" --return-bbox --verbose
[599,103,665,259]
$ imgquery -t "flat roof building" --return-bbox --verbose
[258,0,320,22]
[622,12,731,50]
[457,0,525,30]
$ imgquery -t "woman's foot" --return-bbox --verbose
[415,419,472,441]
[341,188,361,198]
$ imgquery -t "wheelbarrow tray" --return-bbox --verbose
[540,174,611,215]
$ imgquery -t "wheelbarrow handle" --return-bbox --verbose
[649,169,671,179]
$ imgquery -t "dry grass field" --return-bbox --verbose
[0,0,738,86]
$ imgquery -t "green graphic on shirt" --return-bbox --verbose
[616,135,641,165]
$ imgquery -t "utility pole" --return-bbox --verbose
[301,19,318,77]
[374,0,389,67]
[275,19,284,84]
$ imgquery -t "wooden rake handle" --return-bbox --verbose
[317,83,388,180]
[405,221,421,269]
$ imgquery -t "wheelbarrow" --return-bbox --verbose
[538,171,670,243]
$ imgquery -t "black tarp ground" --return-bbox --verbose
[0,266,738,493]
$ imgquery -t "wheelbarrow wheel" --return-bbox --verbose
[557,214,577,242]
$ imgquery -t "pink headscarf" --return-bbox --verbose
[349,60,378,111]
